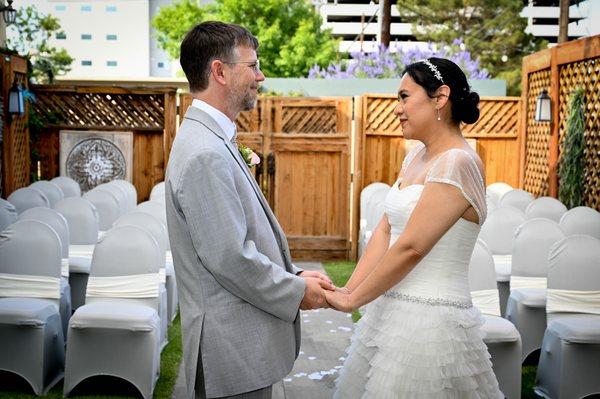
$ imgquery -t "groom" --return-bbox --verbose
[165,21,334,399]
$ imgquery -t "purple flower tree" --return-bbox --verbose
[308,39,489,80]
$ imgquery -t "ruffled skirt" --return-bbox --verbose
[333,293,503,398]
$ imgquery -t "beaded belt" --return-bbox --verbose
[383,291,472,309]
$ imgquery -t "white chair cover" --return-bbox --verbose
[0,198,18,232]
[535,234,600,399]
[486,182,513,208]
[467,239,522,399]
[7,187,50,214]
[112,179,137,210]
[525,196,567,223]
[0,219,65,395]
[510,218,565,286]
[506,218,565,361]
[559,206,600,240]
[64,224,162,399]
[51,176,81,197]
[547,234,600,320]
[136,201,167,227]
[96,182,129,216]
[149,181,166,202]
[499,189,534,213]
[29,180,64,208]
[83,189,121,231]
[479,206,527,255]
[54,197,99,245]
[18,207,71,277]
[0,220,62,300]
[468,240,501,316]
[358,183,390,257]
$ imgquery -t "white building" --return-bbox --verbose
[10,0,174,78]
[319,0,598,53]
[520,0,596,44]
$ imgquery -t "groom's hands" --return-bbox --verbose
[298,271,335,310]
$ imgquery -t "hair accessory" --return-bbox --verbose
[420,59,444,83]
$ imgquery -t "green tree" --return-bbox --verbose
[7,5,73,83]
[152,0,339,77]
[398,0,546,95]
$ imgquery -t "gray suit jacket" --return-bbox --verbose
[165,106,306,398]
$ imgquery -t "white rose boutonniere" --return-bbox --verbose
[238,143,261,167]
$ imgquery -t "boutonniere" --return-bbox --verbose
[238,143,261,167]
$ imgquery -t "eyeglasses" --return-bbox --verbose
[223,59,261,74]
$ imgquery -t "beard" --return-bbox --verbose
[240,90,257,111]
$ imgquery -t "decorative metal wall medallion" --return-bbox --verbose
[60,130,133,193]
[67,138,126,191]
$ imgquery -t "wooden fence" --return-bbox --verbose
[520,34,600,210]
[25,86,522,260]
[1,54,29,197]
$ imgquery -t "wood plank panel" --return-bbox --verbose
[133,131,164,202]
[269,97,352,260]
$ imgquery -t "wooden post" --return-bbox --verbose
[380,0,392,48]
[163,90,177,172]
[558,0,570,44]
[548,47,560,198]
[350,95,364,261]
[1,54,29,196]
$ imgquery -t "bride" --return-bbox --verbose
[326,58,503,398]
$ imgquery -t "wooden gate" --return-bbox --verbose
[178,95,353,260]
[265,97,352,260]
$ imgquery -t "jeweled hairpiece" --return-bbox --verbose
[420,59,444,84]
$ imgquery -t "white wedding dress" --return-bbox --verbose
[334,143,503,398]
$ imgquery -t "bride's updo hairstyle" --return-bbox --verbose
[402,57,480,125]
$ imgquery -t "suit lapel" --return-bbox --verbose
[183,108,290,261]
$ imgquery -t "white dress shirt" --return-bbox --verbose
[191,99,237,142]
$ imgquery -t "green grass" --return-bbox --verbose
[0,314,183,399]
[322,261,362,322]
[323,261,540,398]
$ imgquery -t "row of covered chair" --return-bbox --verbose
[0,178,174,397]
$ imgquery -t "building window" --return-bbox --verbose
[157,62,165,68]
[106,34,117,41]
[81,34,92,40]
[55,5,66,12]
[56,32,66,40]
[106,61,117,67]
[106,5,117,12]
[81,60,92,66]
[81,5,92,12]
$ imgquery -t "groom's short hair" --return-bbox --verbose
[180,21,258,92]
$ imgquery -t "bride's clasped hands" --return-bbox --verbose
[325,286,356,313]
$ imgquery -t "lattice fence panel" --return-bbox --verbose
[10,72,30,190]
[364,96,519,136]
[462,99,520,136]
[280,105,336,134]
[236,107,260,133]
[558,58,600,210]
[31,90,166,129]
[365,97,401,134]
[523,69,552,197]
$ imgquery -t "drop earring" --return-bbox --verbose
[436,107,441,121]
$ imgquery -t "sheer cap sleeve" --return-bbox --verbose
[401,141,425,174]
[425,149,487,225]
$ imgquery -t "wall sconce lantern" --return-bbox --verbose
[8,81,25,117]
[535,89,552,122]
[0,0,16,25]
